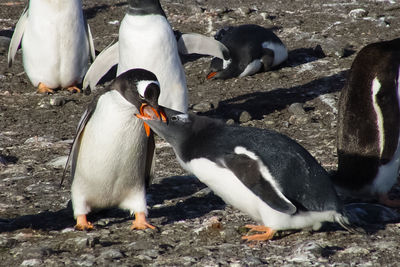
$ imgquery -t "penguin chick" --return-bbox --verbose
[335,38,400,207]
[137,107,356,241]
[63,68,164,231]
[206,24,288,80]
[8,0,95,94]
[83,0,187,113]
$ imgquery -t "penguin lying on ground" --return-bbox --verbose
[62,68,166,230]
[136,106,357,241]
[8,0,95,94]
[82,0,228,111]
[206,24,288,80]
[335,38,400,207]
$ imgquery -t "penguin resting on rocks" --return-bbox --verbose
[8,0,95,93]
[62,68,166,230]
[136,107,357,241]
[206,24,288,80]
[335,38,400,207]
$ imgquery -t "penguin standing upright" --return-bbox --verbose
[137,107,356,241]
[83,0,187,113]
[335,38,400,207]
[63,68,165,230]
[206,24,288,80]
[8,0,95,93]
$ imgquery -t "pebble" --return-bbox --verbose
[49,96,66,106]
[20,259,42,266]
[99,249,123,260]
[239,111,252,123]
[348,8,368,19]
[226,119,235,125]
[192,101,213,112]
[288,103,306,116]
[46,156,68,168]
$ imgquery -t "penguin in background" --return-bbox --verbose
[62,68,166,230]
[206,24,288,80]
[8,0,95,94]
[136,106,359,241]
[83,0,229,112]
[335,38,400,207]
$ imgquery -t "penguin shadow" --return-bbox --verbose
[83,2,127,20]
[201,71,347,121]
[147,175,226,223]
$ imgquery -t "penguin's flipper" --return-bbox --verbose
[61,101,96,186]
[8,6,28,67]
[144,131,156,188]
[177,33,230,60]
[84,19,96,62]
[82,41,119,92]
[220,153,297,214]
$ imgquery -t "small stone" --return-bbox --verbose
[100,249,123,260]
[192,101,213,112]
[226,119,235,125]
[239,111,252,123]
[20,259,42,266]
[49,96,66,106]
[348,8,368,19]
[46,156,68,168]
[288,103,306,116]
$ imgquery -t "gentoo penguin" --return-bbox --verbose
[8,0,95,94]
[206,24,288,80]
[83,0,187,112]
[63,68,165,230]
[136,107,355,241]
[335,38,400,207]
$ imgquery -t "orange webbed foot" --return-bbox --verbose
[75,214,94,231]
[242,224,276,241]
[37,83,54,94]
[66,86,81,93]
[131,212,155,230]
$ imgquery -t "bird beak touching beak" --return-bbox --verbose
[137,103,167,137]
[206,71,217,79]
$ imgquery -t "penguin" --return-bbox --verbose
[206,24,288,80]
[136,106,356,241]
[335,38,400,207]
[83,0,187,113]
[7,0,95,94]
[62,68,165,230]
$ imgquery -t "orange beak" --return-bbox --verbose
[138,103,167,137]
[207,71,217,79]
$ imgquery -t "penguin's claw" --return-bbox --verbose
[378,193,400,208]
[75,215,94,231]
[67,86,81,93]
[242,225,275,241]
[37,83,54,94]
[131,212,155,230]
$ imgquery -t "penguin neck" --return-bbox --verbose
[127,1,166,17]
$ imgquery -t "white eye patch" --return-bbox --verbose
[136,80,160,98]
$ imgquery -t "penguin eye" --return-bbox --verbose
[171,116,178,121]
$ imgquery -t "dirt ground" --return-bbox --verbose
[1,0,400,266]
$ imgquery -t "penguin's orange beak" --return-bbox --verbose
[207,71,217,79]
[138,103,167,137]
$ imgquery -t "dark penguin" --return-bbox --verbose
[335,38,400,207]
[136,107,355,241]
[63,68,165,230]
[206,24,288,80]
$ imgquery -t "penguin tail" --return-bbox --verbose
[334,213,365,234]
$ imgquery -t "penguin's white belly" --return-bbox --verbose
[179,157,338,230]
[72,93,147,215]
[22,1,89,88]
[117,15,187,113]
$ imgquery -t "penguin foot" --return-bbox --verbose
[378,193,400,208]
[131,212,155,230]
[66,86,81,94]
[75,215,94,231]
[242,224,276,241]
[37,83,54,94]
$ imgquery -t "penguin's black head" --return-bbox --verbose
[207,57,239,79]
[111,68,166,136]
[127,0,166,17]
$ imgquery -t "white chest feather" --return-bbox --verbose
[117,14,187,113]
[262,41,288,66]
[22,0,89,87]
[73,91,147,208]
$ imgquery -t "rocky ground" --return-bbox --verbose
[1,0,400,266]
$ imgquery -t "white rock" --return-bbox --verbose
[348,8,368,19]
[20,259,42,266]
[46,156,68,168]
